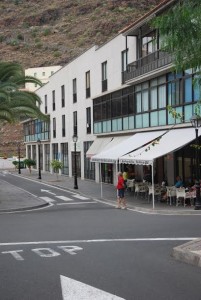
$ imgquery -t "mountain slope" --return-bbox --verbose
[0,0,161,68]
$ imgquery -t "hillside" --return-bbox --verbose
[0,0,161,69]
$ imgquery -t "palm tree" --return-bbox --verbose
[0,61,48,123]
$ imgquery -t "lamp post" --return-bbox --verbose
[17,142,21,174]
[190,114,201,210]
[72,134,78,189]
[37,139,42,180]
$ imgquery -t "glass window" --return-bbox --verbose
[150,87,157,110]
[184,105,193,122]
[128,116,135,129]
[142,113,149,128]
[175,107,183,124]
[158,85,166,108]
[136,93,141,113]
[184,77,192,102]
[123,117,129,130]
[136,115,142,128]
[121,50,128,72]
[158,110,166,125]
[142,90,149,111]
[150,111,158,127]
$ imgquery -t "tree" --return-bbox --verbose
[23,158,36,173]
[152,0,201,73]
[0,61,49,123]
[152,0,201,119]
[50,160,63,180]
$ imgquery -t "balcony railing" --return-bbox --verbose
[122,50,172,83]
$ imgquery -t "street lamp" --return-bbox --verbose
[190,114,201,210]
[17,142,21,174]
[72,134,78,189]
[37,139,42,180]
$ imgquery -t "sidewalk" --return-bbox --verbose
[0,167,201,268]
[10,168,201,215]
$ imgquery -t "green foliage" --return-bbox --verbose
[50,160,63,172]
[152,0,201,72]
[23,158,36,167]
[43,28,51,36]
[53,51,61,57]
[50,160,63,180]
[0,61,49,123]
[23,158,36,173]
[12,161,18,167]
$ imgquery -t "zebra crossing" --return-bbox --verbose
[40,193,97,206]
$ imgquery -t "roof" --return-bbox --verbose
[119,0,177,36]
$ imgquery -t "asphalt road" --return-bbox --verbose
[0,174,201,300]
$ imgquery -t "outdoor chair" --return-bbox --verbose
[166,186,176,205]
[176,187,192,207]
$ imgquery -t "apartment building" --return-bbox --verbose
[24,0,200,187]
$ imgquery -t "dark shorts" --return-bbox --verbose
[118,188,125,198]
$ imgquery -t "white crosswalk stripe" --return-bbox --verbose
[40,196,56,203]
[72,194,89,200]
[56,196,73,201]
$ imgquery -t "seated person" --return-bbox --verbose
[175,176,183,188]
[162,176,183,200]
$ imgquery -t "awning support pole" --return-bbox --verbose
[152,161,155,210]
[100,163,103,199]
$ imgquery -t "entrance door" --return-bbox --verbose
[72,152,81,177]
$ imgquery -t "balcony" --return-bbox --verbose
[122,50,172,84]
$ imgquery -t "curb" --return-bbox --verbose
[0,202,49,213]
[172,239,201,267]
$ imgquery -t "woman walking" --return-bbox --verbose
[116,172,127,209]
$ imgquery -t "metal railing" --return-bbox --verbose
[122,50,172,83]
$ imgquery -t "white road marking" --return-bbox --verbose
[41,189,56,195]
[60,275,125,300]
[40,196,55,203]
[0,237,198,247]
[56,196,73,201]
[32,248,61,258]
[73,194,89,200]
[56,202,97,205]
[1,246,83,261]
[1,250,24,260]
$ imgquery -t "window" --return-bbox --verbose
[73,78,77,103]
[45,95,47,114]
[73,111,77,136]
[142,31,157,57]
[53,117,56,138]
[62,115,66,137]
[61,85,65,107]
[121,49,128,72]
[86,71,91,98]
[52,90,55,111]
[102,61,107,92]
[86,107,91,134]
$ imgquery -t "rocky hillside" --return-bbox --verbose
[0,0,161,69]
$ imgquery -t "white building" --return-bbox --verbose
[25,65,62,91]
[24,0,201,190]
[23,34,135,182]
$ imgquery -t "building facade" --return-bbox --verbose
[24,0,200,187]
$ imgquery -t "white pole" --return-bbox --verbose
[100,163,103,199]
[152,161,155,210]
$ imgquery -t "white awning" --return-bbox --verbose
[86,137,112,158]
[119,127,201,165]
[91,130,165,163]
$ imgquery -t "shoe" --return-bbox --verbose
[115,206,121,209]
[121,206,127,210]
